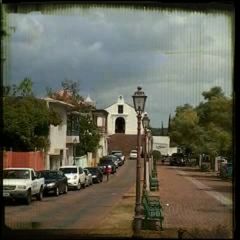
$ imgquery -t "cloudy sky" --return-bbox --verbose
[6,6,233,127]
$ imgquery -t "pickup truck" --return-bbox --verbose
[3,168,45,205]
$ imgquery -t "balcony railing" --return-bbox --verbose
[66,135,79,144]
[66,129,79,144]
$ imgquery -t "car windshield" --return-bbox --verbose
[3,169,30,179]
[100,159,113,164]
[59,168,77,174]
[113,152,122,156]
[38,171,58,179]
[86,168,99,174]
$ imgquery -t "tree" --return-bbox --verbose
[3,78,34,97]
[169,105,200,155]
[76,115,100,156]
[17,77,33,96]
[170,86,232,162]
[3,96,62,151]
[202,86,224,101]
[61,79,84,104]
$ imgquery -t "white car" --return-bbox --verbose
[129,150,137,159]
[59,166,86,190]
[3,168,45,205]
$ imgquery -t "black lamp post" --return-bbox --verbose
[73,138,77,165]
[132,86,147,233]
[142,113,150,195]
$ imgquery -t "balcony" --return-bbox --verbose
[66,130,79,144]
[66,135,79,144]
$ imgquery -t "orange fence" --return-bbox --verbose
[3,151,45,171]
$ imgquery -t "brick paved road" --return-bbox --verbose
[157,165,233,237]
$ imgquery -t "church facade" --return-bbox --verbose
[104,95,144,135]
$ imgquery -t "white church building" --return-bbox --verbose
[104,95,144,135]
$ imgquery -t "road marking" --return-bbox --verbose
[176,170,232,208]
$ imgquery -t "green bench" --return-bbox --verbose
[143,190,161,208]
[142,196,164,230]
[149,175,159,191]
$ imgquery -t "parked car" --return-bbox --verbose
[59,166,86,190]
[129,149,137,159]
[37,170,68,196]
[85,167,103,183]
[169,153,186,166]
[108,154,120,168]
[3,168,44,205]
[98,156,117,174]
[83,168,93,186]
[111,150,125,166]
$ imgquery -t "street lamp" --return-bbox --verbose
[73,137,77,165]
[142,113,150,194]
[132,86,147,233]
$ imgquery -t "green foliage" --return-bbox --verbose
[61,79,84,103]
[201,163,210,172]
[3,96,61,151]
[169,86,232,160]
[76,115,100,156]
[4,78,34,97]
[152,150,161,161]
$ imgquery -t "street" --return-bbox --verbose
[4,160,233,238]
[4,160,136,230]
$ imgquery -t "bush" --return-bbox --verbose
[201,163,210,172]
[152,150,161,161]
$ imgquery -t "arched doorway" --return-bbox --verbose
[115,117,125,133]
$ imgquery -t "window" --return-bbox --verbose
[118,105,123,114]
[97,116,103,127]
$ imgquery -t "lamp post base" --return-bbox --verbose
[133,215,143,235]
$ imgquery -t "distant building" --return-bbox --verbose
[43,97,80,170]
[85,94,96,107]
[104,95,144,135]
[152,136,177,156]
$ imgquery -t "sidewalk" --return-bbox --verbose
[89,164,233,238]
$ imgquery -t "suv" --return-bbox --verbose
[98,156,117,174]
[59,166,86,190]
[169,153,186,166]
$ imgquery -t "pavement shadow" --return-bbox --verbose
[204,184,233,193]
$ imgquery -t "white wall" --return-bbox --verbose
[48,104,67,154]
[105,96,144,135]
[153,136,170,156]
[168,147,178,156]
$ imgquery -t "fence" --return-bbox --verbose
[3,151,45,171]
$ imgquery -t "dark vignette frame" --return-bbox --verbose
[1,0,238,240]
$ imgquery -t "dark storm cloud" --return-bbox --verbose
[7,7,233,126]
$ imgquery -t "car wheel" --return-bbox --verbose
[36,187,43,201]
[76,181,81,190]
[25,190,32,205]
[63,184,68,194]
[55,187,59,196]
[82,181,86,189]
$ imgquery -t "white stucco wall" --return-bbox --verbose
[48,104,67,154]
[153,136,170,156]
[105,96,144,135]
